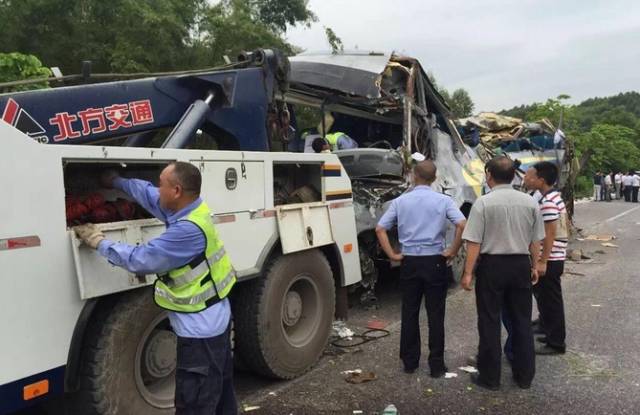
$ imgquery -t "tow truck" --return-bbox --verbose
[0,50,362,414]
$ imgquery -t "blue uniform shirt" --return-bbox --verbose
[97,178,231,338]
[378,185,465,256]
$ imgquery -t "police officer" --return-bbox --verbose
[461,156,544,391]
[74,162,237,415]
[376,160,466,377]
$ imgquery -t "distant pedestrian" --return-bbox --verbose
[623,172,633,202]
[632,171,640,203]
[603,172,613,202]
[461,157,544,391]
[614,172,622,200]
[593,172,602,201]
[376,160,466,377]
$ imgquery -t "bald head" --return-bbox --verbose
[413,160,437,185]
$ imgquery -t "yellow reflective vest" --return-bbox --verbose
[154,201,236,313]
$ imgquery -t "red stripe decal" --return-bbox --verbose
[0,235,41,251]
[2,98,19,125]
[212,214,236,224]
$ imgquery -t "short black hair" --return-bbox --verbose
[312,137,329,153]
[532,161,558,186]
[485,156,515,184]
[169,161,201,195]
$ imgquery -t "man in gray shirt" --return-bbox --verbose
[461,157,544,391]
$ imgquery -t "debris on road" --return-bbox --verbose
[341,369,362,375]
[444,372,458,379]
[382,404,398,414]
[565,271,586,277]
[366,319,389,330]
[459,366,479,374]
[581,234,616,241]
[601,242,619,248]
[567,249,591,261]
[243,405,261,412]
[591,304,602,307]
[353,410,364,414]
[333,320,355,340]
[345,370,377,384]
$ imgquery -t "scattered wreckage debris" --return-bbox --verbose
[601,242,618,248]
[578,234,616,242]
[344,370,377,384]
[459,366,479,374]
[457,112,560,152]
[331,328,390,348]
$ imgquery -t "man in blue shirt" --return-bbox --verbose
[376,160,466,377]
[74,162,236,415]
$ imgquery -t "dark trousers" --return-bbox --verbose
[476,255,535,387]
[399,255,448,373]
[624,186,632,202]
[533,261,566,351]
[633,186,639,203]
[501,309,515,362]
[175,325,237,415]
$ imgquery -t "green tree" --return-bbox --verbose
[324,27,343,55]
[0,0,316,73]
[426,72,474,117]
[449,88,475,118]
[0,52,51,91]
[575,124,640,175]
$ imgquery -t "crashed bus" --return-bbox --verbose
[283,51,485,300]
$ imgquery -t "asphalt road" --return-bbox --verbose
[18,200,640,414]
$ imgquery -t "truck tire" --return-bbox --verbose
[232,249,335,379]
[72,288,176,415]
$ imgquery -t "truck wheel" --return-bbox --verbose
[233,249,335,379]
[72,289,175,414]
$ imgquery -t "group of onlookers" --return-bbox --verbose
[593,171,640,202]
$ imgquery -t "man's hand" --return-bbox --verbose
[442,248,457,262]
[74,224,106,249]
[100,169,120,189]
[531,268,539,285]
[461,272,474,291]
[536,260,547,277]
[389,252,404,262]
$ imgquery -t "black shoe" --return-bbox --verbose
[535,345,565,355]
[470,373,499,391]
[513,375,531,389]
[536,336,548,344]
[403,366,417,374]
[430,366,448,378]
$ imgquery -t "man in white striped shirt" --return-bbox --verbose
[527,161,567,355]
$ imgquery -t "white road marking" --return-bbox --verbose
[604,206,640,223]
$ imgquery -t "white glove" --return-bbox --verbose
[74,224,105,249]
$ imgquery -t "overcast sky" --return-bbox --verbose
[286,0,640,112]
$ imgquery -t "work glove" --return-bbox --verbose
[74,223,106,249]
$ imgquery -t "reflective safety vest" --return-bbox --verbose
[154,201,236,313]
[325,132,344,151]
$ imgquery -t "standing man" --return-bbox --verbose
[623,171,633,202]
[528,162,568,355]
[614,172,623,200]
[461,157,544,391]
[376,160,466,377]
[74,162,237,415]
[593,171,602,201]
[603,172,613,202]
[632,170,640,203]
